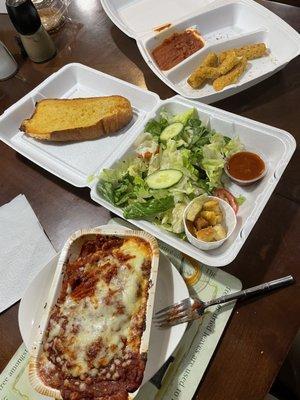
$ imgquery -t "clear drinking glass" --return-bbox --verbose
[32,0,71,32]
[0,41,18,81]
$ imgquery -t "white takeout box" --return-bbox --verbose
[101,0,300,103]
[0,63,296,266]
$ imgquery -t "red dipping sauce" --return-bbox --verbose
[152,30,204,71]
[226,151,265,183]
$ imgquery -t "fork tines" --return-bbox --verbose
[155,313,195,328]
[153,298,195,328]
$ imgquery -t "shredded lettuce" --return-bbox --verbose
[96,108,244,236]
[201,134,244,190]
[145,115,168,138]
[171,203,187,233]
[235,195,246,205]
[171,108,197,125]
[123,196,174,219]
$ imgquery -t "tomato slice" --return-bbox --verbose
[137,146,159,160]
[137,151,153,160]
[213,188,239,214]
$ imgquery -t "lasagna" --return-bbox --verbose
[38,234,153,400]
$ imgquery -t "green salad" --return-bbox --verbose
[97,108,244,236]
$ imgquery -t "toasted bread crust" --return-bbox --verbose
[20,96,133,142]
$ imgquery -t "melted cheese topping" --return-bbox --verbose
[43,237,151,378]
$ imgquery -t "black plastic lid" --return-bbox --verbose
[6,0,41,36]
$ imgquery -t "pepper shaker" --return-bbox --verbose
[6,0,56,63]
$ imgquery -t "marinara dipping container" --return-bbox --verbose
[225,151,267,186]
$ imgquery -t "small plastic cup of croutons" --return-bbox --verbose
[184,195,237,251]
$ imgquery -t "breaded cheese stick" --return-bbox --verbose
[187,52,218,89]
[218,50,240,75]
[219,43,267,63]
[213,56,247,91]
[191,51,240,87]
[193,66,220,79]
[188,51,242,90]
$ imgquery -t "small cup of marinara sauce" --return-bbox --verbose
[225,151,266,185]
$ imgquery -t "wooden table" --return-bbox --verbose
[0,1,299,399]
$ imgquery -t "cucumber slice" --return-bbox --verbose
[146,169,183,190]
[160,122,183,141]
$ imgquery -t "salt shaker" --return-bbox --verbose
[6,0,56,63]
[0,41,18,80]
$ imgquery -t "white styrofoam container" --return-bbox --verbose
[90,95,296,266]
[101,0,300,103]
[0,63,296,266]
[0,63,159,187]
[28,226,160,400]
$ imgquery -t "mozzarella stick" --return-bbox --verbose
[213,56,247,91]
[218,50,240,75]
[219,43,267,63]
[187,52,218,89]
[190,51,240,86]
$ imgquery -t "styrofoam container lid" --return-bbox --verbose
[101,0,300,104]
[0,64,159,187]
[101,0,216,38]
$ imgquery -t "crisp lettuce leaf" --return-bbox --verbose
[187,118,213,138]
[201,158,224,190]
[144,120,163,137]
[200,133,243,190]
[171,203,187,233]
[98,157,149,205]
[235,195,246,205]
[100,156,147,183]
[159,109,172,124]
[123,196,174,219]
[200,134,225,189]
[168,176,205,204]
[223,136,244,157]
[97,181,114,204]
[158,202,186,234]
[171,108,198,125]
[127,158,148,178]
[148,151,161,175]
[145,113,168,137]
[160,140,198,181]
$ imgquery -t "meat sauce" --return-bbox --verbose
[226,151,265,182]
[152,29,204,70]
[38,235,152,400]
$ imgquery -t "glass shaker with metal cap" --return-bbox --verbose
[6,0,56,63]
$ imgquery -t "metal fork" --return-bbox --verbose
[154,275,294,328]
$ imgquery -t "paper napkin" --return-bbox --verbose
[0,194,56,313]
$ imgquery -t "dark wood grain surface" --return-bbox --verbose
[0,1,299,399]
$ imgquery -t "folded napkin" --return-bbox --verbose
[0,194,56,313]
